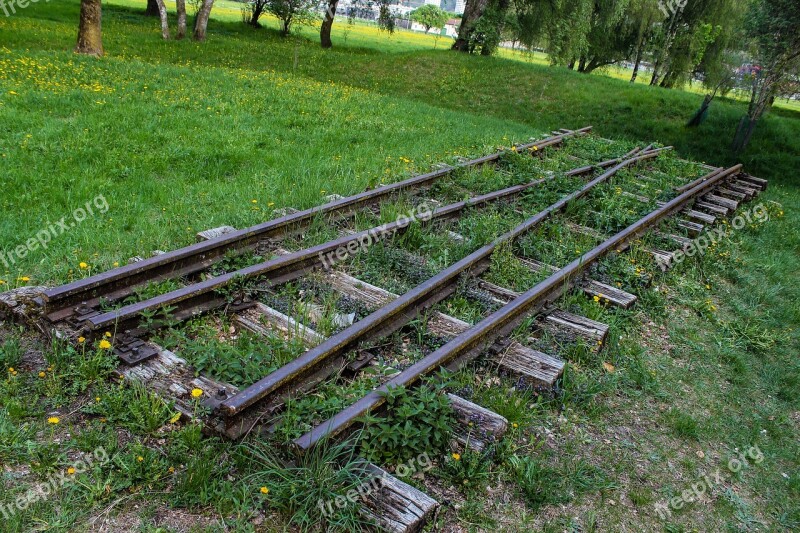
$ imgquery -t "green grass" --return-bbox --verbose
[0,1,798,531]
[1,0,796,286]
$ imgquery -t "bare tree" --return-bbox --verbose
[75,0,103,56]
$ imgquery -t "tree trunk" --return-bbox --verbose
[155,0,170,40]
[650,7,683,86]
[176,0,187,39]
[631,53,642,83]
[249,2,265,27]
[577,56,587,72]
[630,25,648,82]
[732,69,778,152]
[583,58,612,74]
[687,95,712,127]
[649,62,661,86]
[75,0,103,56]
[732,116,758,152]
[145,0,159,16]
[567,59,576,70]
[193,0,215,41]
[320,0,338,48]
[452,0,488,52]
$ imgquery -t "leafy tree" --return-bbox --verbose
[647,0,737,88]
[411,4,449,33]
[453,0,510,54]
[266,0,320,36]
[242,0,270,27]
[626,0,662,82]
[377,0,396,34]
[732,0,800,150]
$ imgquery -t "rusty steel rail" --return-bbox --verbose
[293,163,743,450]
[40,128,591,322]
[79,147,644,342]
[216,147,669,420]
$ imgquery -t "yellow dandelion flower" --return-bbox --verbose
[98,340,112,350]
[451,453,461,461]
[137,456,144,462]
[169,412,182,424]
[7,367,14,373]
[113,261,119,267]
[0,280,5,285]
[191,388,203,398]
[38,371,46,378]
[260,486,269,494]
[18,276,30,282]
[251,199,258,204]
[168,466,175,473]
[77,337,86,343]
[47,416,60,424]
[512,422,519,428]
[79,262,88,269]
[67,467,76,475]
[105,332,112,338]
[593,295,600,303]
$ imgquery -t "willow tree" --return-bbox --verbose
[625,0,662,82]
[453,0,510,54]
[647,0,737,88]
[75,0,103,56]
[732,0,800,150]
[574,0,634,73]
[543,0,594,67]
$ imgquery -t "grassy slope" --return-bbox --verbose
[0,3,539,283]
[0,2,798,532]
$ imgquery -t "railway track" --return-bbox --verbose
[11,127,768,532]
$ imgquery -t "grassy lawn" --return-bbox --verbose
[0,1,798,531]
